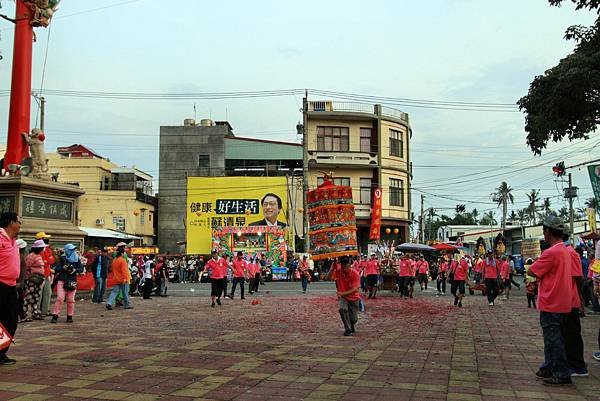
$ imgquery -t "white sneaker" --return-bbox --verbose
[489,302,494,306]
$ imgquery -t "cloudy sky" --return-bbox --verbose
[0,0,596,222]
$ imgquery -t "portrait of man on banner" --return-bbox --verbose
[249,193,287,228]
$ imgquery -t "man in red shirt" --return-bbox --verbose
[529,216,574,385]
[364,253,380,299]
[483,249,500,306]
[206,250,227,307]
[453,256,469,307]
[416,255,429,291]
[398,254,412,299]
[437,257,448,296]
[228,251,248,300]
[326,255,360,336]
[561,228,587,376]
[0,212,22,365]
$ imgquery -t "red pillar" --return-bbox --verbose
[4,0,33,168]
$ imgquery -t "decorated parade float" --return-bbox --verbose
[307,173,358,261]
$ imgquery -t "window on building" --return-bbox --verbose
[390,179,404,207]
[316,126,349,151]
[112,216,126,232]
[100,176,109,190]
[198,155,210,168]
[389,129,403,158]
[317,177,350,187]
[140,210,145,225]
[360,128,372,152]
[360,178,372,204]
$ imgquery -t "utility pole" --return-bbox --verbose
[302,93,309,253]
[568,172,575,244]
[419,194,424,243]
[40,96,45,131]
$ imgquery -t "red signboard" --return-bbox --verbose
[369,188,382,240]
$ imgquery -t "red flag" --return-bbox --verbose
[370,188,382,240]
[0,322,13,350]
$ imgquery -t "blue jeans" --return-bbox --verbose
[301,276,308,292]
[539,311,570,379]
[92,277,106,303]
[107,284,132,307]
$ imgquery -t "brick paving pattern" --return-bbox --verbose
[1,291,599,401]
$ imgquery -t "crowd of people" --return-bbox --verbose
[1,211,599,384]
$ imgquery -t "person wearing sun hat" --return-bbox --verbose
[22,239,47,322]
[35,232,55,317]
[51,244,84,323]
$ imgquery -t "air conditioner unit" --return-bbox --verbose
[95,218,104,225]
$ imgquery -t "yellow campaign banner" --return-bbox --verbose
[586,208,597,233]
[186,177,288,254]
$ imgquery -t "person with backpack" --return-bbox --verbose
[51,244,84,323]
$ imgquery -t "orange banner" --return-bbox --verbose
[369,188,382,240]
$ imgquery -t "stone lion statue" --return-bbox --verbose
[22,128,50,180]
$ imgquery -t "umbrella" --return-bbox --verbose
[432,243,459,252]
[396,243,435,252]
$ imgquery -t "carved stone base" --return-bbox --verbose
[0,176,85,248]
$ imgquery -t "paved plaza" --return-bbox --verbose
[1,282,599,401]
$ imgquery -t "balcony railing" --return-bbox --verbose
[307,150,378,167]
[308,101,409,123]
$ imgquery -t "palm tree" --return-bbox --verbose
[507,210,517,225]
[491,181,514,233]
[538,197,552,221]
[517,208,528,225]
[480,211,497,226]
[471,208,479,225]
[526,189,540,225]
[558,206,569,220]
[585,197,599,211]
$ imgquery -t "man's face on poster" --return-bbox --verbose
[262,195,280,224]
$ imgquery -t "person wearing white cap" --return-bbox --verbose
[22,240,47,322]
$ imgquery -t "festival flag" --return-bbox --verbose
[370,188,382,241]
[0,322,13,350]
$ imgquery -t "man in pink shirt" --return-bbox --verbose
[364,253,380,299]
[398,254,412,299]
[483,249,500,306]
[453,256,468,307]
[0,212,22,365]
[561,228,587,376]
[500,256,512,300]
[205,250,227,307]
[529,216,573,385]
[436,258,448,296]
[416,255,429,291]
[228,251,248,300]
[326,255,361,336]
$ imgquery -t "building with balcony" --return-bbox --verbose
[47,144,157,247]
[306,101,412,251]
[158,119,303,254]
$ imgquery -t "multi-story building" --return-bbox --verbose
[306,101,412,251]
[158,119,302,254]
[47,144,157,247]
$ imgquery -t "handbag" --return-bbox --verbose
[64,278,78,292]
[28,273,45,285]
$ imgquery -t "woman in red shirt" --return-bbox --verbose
[483,249,500,306]
[453,257,469,307]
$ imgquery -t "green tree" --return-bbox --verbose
[491,181,514,233]
[558,206,570,220]
[585,196,599,211]
[480,211,497,226]
[517,208,529,225]
[471,208,479,224]
[538,197,553,220]
[518,1,600,154]
[526,189,541,225]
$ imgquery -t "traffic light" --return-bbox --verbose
[552,161,565,177]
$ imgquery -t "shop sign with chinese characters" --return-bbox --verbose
[22,196,72,221]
